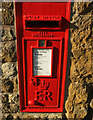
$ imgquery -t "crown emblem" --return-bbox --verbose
[38,80,50,90]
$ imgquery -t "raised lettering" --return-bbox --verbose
[35,90,52,101]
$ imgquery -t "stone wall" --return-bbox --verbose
[65,2,93,119]
[1,2,93,120]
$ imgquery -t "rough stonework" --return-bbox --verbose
[90,99,93,109]
[2,27,16,41]
[2,41,17,62]
[65,2,93,119]
[1,2,93,120]
[65,82,88,118]
[2,2,14,25]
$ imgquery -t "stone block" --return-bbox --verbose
[10,103,19,113]
[2,41,17,62]
[2,94,9,103]
[8,93,19,104]
[2,27,16,41]
[73,104,87,118]
[65,82,88,118]
[3,80,14,93]
[1,62,17,78]
[2,2,14,25]
[2,103,11,113]
[1,62,18,93]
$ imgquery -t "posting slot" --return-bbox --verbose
[24,15,62,30]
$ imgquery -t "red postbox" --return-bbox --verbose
[15,2,71,112]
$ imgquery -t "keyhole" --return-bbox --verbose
[39,40,45,47]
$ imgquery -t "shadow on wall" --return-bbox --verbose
[63,2,74,117]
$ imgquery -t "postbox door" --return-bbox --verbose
[22,38,63,108]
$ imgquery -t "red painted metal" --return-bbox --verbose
[15,2,71,112]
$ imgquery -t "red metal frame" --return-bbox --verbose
[15,2,71,112]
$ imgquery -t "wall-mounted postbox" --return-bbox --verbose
[15,2,71,112]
